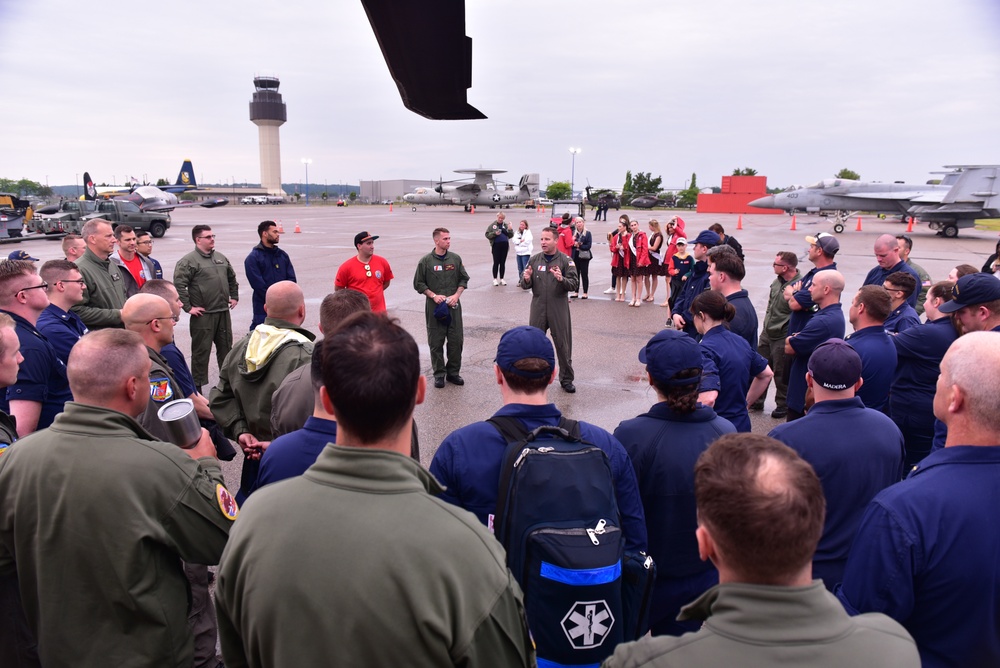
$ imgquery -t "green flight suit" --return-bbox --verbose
[216,445,535,668]
[756,270,801,411]
[72,247,127,329]
[0,402,235,668]
[907,259,931,316]
[174,248,240,387]
[413,249,470,378]
[520,250,579,384]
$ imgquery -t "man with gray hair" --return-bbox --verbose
[72,218,127,329]
[838,332,1000,667]
[862,234,921,310]
[0,329,235,668]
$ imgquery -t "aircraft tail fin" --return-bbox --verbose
[519,173,540,199]
[83,172,97,201]
[176,160,196,188]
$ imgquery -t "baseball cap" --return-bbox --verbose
[8,250,38,261]
[692,230,720,247]
[354,231,379,247]
[938,273,1000,313]
[495,326,555,379]
[807,339,862,390]
[638,329,702,385]
[675,237,688,246]
[806,232,840,256]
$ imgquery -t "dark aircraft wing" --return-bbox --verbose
[360,0,486,120]
[139,198,229,213]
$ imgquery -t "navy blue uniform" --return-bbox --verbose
[769,397,903,589]
[787,263,838,336]
[244,243,297,330]
[890,317,958,469]
[862,260,922,309]
[836,446,1000,668]
[725,289,758,350]
[160,343,198,398]
[884,303,921,334]
[614,402,735,635]
[846,325,896,413]
[787,304,846,415]
[430,403,648,553]
[672,260,710,338]
[0,310,72,431]
[699,325,768,432]
[255,417,336,494]
[36,304,88,366]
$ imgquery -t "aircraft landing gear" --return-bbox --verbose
[464,204,470,212]
[942,224,959,238]
[833,223,845,234]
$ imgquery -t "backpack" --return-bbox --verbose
[490,416,638,667]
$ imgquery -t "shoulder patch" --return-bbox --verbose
[149,376,174,403]
[216,484,239,520]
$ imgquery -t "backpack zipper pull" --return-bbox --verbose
[587,519,607,545]
[513,447,531,468]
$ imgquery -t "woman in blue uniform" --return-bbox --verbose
[691,290,772,432]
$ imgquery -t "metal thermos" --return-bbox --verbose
[156,399,201,449]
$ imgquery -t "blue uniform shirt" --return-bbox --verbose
[36,304,88,366]
[160,343,198,398]
[788,263,838,336]
[725,289,758,350]
[0,310,72,431]
[836,445,1000,668]
[862,260,922,309]
[255,416,337,494]
[769,397,903,589]
[430,403,648,553]
[846,325,896,413]
[699,325,768,432]
[884,303,921,334]
[673,260,710,339]
[787,303,846,414]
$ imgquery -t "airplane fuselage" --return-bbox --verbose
[750,180,951,215]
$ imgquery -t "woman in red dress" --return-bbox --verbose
[628,219,650,307]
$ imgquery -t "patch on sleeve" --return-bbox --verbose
[216,484,240,520]
[149,375,174,403]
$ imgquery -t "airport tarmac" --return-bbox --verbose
[24,204,998,488]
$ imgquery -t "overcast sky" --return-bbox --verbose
[2,0,998,193]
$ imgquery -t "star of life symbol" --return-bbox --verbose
[492,193,502,202]
[561,600,614,649]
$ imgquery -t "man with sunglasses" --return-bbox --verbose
[37,259,89,366]
[335,230,394,313]
[0,260,72,436]
[174,225,239,390]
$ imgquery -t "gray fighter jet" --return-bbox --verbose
[749,166,1000,237]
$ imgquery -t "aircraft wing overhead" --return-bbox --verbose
[845,191,935,200]
[140,198,229,213]
[360,0,486,120]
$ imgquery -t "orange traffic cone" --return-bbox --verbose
[790,215,797,231]
[294,221,301,233]
[856,217,863,232]
[737,215,743,231]
[389,203,393,213]
[470,205,475,214]
[277,221,284,233]
[906,216,914,233]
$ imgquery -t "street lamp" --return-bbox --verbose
[301,158,312,206]
[568,147,581,199]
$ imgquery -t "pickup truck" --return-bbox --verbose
[82,200,171,237]
[30,200,99,235]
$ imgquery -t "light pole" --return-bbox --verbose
[568,147,581,199]
[301,158,312,206]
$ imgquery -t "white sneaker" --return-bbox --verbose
[500,279,507,286]
[493,279,499,286]
[603,287,616,294]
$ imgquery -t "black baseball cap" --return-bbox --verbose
[354,231,379,247]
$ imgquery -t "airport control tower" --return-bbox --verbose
[249,76,287,195]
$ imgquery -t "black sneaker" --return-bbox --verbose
[561,381,576,393]
[770,407,787,419]
[434,376,446,388]
[446,374,465,386]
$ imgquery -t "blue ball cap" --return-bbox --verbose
[692,230,720,247]
[807,339,862,390]
[8,250,38,261]
[638,329,702,385]
[938,273,1000,313]
[495,326,555,378]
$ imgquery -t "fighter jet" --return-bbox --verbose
[749,166,1000,237]
[83,168,228,213]
[403,170,539,211]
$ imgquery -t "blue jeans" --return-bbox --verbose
[516,254,529,277]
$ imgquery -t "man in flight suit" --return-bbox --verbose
[413,227,469,388]
[0,329,235,668]
[519,226,579,392]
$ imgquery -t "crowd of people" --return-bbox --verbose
[0,211,998,668]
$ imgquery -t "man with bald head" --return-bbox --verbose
[838,332,1000,668]
[210,280,315,500]
[122,294,184,442]
[0,329,235,668]
[862,234,921,310]
[784,270,846,421]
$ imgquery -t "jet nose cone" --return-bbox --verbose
[748,195,775,209]
[403,194,413,202]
